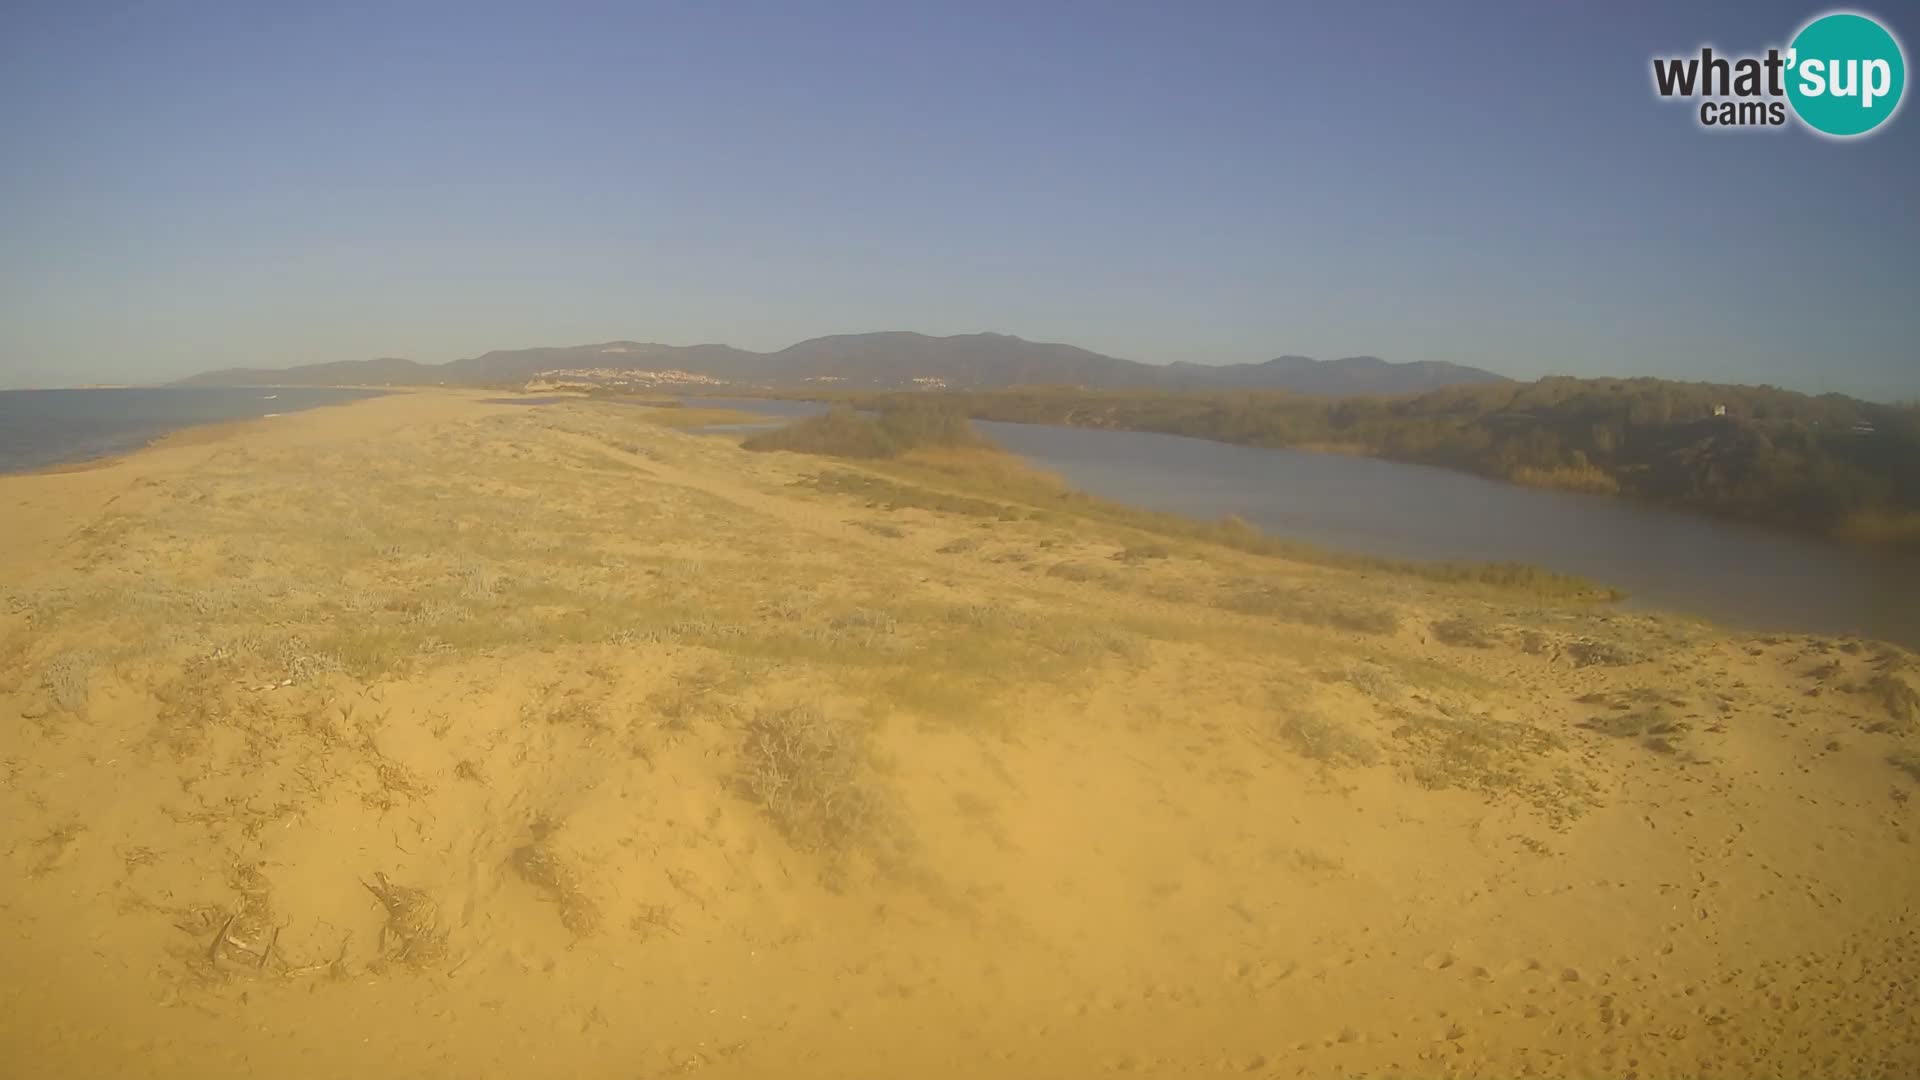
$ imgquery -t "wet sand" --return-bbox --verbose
[2,389,1916,1078]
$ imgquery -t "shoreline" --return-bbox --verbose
[7,387,1909,646]
[14,419,278,478]
[757,389,1920,557]
[696,401,1920,647]
[0,386,405,478]
[1,386,701,482]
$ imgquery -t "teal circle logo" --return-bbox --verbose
[1786,12,1906,137]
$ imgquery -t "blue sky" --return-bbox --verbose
[1,0,1915,397]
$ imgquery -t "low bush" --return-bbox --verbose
[738,704,887,854]
[743,403,989,459]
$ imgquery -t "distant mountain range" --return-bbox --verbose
[175,332,1510,396]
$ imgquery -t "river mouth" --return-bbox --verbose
[682,397,1920,646]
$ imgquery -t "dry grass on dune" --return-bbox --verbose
[0,394,1916,1079]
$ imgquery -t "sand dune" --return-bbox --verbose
[2,390,1916,1078]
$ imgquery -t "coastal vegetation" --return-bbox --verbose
[743,403,1621,602]
[814,378,1920,546]
[740,402,989,458]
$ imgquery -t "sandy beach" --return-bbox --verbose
[3,389,1916,1078]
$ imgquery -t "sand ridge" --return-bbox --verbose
[2,390,1916,1078]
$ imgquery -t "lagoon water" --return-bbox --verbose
[686,397,1920,645]
[0,387,384,474]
